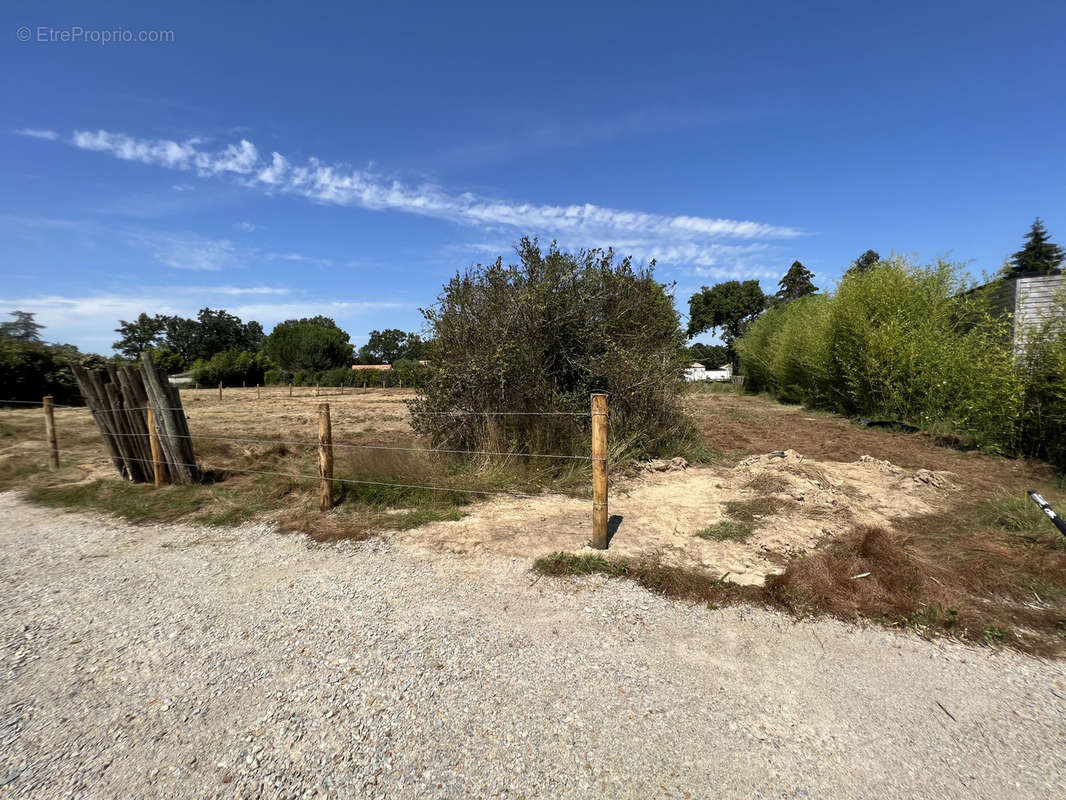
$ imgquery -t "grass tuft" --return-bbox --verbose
[695,520,753,541]
[723,496,783,524]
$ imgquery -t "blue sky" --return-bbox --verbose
[3,0,1064,353]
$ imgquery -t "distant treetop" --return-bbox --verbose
[0,310,44,344]
[1010,218,1065,275]
[846,249,881,276]
[775,260,817,301]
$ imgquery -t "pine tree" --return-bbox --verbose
[1011,218,1065,275]
[775,260,817,301]
[846,249,880,276]
[0,310,44,343]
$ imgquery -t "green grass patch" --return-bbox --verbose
[26,474,288,527]
[532,552,631,577]
[28,480,215,523]
[532,551,758,608]
[695,520,754,541]
[723,496,783,524]
[0,460,48,492]
[983,494,1064,536]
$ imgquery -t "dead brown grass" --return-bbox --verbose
[686,392,1057,494]
[765,525,1066,656]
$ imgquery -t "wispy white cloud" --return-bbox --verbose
[125,231,240,272]
[60,129,802,244]
[181,285,290,296]
[15,128,60,141]
[172,184,195,192]
[456,239,780,281]
[234,220,256,232]
[263,251,333,266]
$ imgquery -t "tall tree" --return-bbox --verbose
[162,315,200,364]
[264,316,354,371]
[193,308,248,359]
[357,329,425,364]
[846,249,881,276]
[687,280,767,362]
[1011,218,1065,275]
[775,260,817,301]
[113,313,166,358]
[0,310,45,343]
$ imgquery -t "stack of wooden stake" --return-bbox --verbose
[71,352,198,484]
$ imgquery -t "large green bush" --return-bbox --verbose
[263,317,353,372]
[190,349,271,388]
[410,238,691,458]
[0,340,82,405]
[736,257,1060,463]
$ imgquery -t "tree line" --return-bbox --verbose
[686,218,1064,366]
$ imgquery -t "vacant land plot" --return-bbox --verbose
[2,386,1064,652]
[1,494,1064,799]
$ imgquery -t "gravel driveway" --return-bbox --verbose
[1,491,1064,799]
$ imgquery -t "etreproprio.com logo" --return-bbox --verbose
[17,26,175,44]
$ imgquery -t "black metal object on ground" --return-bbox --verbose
[1028,490,1066,537]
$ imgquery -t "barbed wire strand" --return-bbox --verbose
[99,431,598,461]
[60,404,592,418]
[2,398,591,417]
[0,399,87,409]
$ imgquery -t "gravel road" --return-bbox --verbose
[1,491,1064,799]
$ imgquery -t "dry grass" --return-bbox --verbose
[6,385,1066,654]
[765,523,1066,655]
[5,388,590,540]
[532,552,762,608]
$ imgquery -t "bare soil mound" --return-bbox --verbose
[395,449,959,585]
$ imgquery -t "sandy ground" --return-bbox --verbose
[396,449,959,585]
[3,389,967,586]
[1,493,1063,799]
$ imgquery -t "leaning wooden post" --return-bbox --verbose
[146,400,164,488]
[289,383,293,398]
[218,382,222,401]
[257,384,261,400]
[591,392,608,549]
[42,395,59,469]
[318,402,334,511]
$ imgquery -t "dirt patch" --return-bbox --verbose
[395,448,960,585]
[685,392,1055,494]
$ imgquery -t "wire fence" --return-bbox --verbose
[96,455,545,499]
[2,395,606,513]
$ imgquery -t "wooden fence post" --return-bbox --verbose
[146,400,164,488]
[289,383,293,398]
[218,382,222,401]
[42,395,59,469]
[257,384,261,400]
[318,403,334,511]
[591,393,608,549]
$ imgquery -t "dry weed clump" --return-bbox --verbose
[765,525,1066,655]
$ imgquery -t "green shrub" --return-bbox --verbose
[263,368,294,385]
[411,238,692,459]
[263,317,353,372]
[737,257,1058,465]
[190,349,271,387]
[0,340,82,404]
